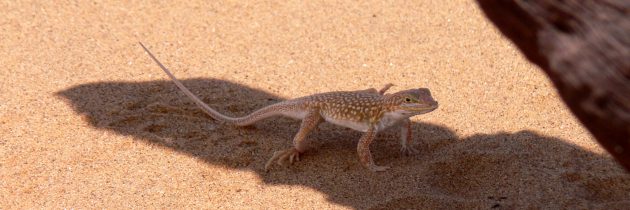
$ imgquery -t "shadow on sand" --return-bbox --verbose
[57,79,630,209]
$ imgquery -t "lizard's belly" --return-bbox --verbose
[322,113,406,132]
[322,115,370,132]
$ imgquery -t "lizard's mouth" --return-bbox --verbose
[401,102,438,114]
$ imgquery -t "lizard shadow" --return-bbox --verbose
[57,79,630,209]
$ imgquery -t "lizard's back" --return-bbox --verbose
[286,90,385,132]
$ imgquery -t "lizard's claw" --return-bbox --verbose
[400,146,419,156]
[265,148,301,171]
[285,149,301,163]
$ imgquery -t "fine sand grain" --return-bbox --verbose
[2,1,629,209]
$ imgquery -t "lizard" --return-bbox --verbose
[139,42,439,172]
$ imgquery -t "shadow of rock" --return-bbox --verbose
[57,79,630,209]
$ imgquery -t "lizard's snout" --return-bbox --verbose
[431,100,438,108]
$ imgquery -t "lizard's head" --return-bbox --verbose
[384,88,438,116]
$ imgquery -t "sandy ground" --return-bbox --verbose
[2,0,630,209]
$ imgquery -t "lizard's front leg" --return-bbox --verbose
[265,110,322,171]
[400,118,419,156]
[357,125,389,172]
[360,83,394,95]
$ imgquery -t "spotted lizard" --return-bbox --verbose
[139,42,439,172]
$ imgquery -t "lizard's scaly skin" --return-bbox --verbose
[140,42,438,172]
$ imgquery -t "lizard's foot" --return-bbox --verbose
[400,146,419,156]
[264,148,301,171]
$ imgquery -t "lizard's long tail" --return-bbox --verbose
[139,42,288,126]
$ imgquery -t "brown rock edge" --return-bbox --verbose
[476,0,630,170]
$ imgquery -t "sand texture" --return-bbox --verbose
[2,1,629,209]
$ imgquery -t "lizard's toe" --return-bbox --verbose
[289,152,300,164]
[400,146,419,156]
[369,164,390,172]
[265,150,285,171]
[265,148,302,171]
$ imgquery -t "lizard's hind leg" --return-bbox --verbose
[378,83,394,95]
[265,110,323,171]
[361,83,394,95]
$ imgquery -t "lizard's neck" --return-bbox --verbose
[373,109,411,131]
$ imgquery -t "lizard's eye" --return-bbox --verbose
[404,98,411,102]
